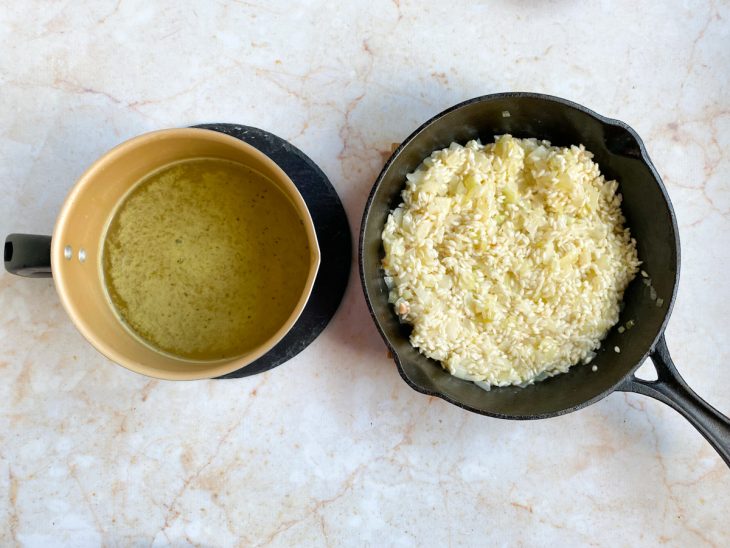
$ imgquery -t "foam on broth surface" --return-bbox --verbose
[103,158,310,361]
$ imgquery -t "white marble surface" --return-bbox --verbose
[1,1,729,546]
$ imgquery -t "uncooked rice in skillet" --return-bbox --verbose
[381,135,639,389]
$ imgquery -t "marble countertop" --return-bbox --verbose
[1,1,729,546]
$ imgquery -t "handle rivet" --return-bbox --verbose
[64,245,72,260]
[78,248,86,263]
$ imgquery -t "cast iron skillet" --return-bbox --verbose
[359,92,730,466]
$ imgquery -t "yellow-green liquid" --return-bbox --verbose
[103,158,311,360]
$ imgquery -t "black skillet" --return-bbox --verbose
[359,92,730,466]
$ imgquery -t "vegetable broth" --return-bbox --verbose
[103,158,310,360]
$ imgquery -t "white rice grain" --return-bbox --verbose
[381,135,640,388]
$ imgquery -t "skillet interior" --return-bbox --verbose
[359,93,680,418]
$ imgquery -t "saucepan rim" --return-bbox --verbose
[51,128,321,380]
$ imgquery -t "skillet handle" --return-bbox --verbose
[617,335,730,467]
[4,234,53,278]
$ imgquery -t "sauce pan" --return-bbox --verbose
[5,129,320,380]
[359,92,729,465]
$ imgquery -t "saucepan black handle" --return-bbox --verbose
[4,234,53,278]
[617,335,730,467]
